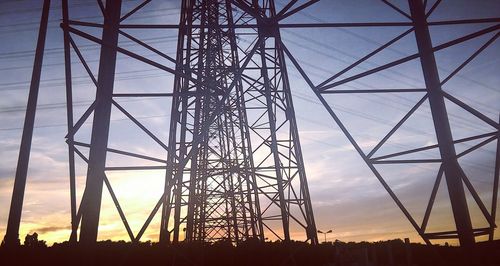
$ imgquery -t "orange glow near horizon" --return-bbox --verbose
[1,170,498,247]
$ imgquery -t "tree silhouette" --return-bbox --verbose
[23,232,47,248]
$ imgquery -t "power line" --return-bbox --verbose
[0,0,139,16]
[1,0,495,175]
[292,5,500,103]
[0,35,178,59]
[0,113,171,132]
[1,24,492,138]
[0,6,180,35]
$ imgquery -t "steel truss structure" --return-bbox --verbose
[3,0,500,248]
[159,0,318,244]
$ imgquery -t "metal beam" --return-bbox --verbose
[79,0,122,245]
[409,0,474,247]
[259,42,290,242]
[3,0,50,247]
[490,115,500,241]
[62,0,78,243]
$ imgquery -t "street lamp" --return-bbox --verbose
[317,229,333,243]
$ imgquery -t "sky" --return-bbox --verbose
[0,0,499,246]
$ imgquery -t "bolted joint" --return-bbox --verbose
[258,18,279,37]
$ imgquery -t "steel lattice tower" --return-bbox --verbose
[3,0,499,248]
[161,0,318,244]
[2,0,319,245]
[161,0,264,243]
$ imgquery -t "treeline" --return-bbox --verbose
[1,236,499,266]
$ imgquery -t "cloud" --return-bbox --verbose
[1,0,499,247]
[30,225,71,234]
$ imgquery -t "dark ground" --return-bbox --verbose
[1,238,500,266]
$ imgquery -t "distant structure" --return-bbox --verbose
[158,0,318,244]
[3,0,499,248]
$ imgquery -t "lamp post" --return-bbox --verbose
[317,229,333,243]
